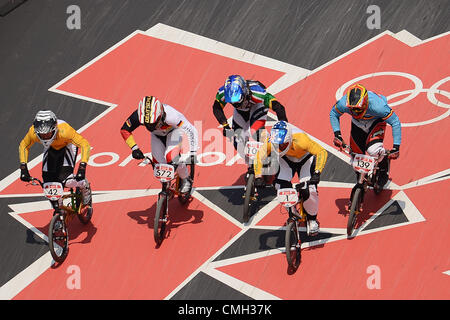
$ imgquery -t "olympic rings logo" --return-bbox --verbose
[335,72,450,127]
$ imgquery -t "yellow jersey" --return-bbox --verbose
[19,121,90,164]
[254,126,327,176]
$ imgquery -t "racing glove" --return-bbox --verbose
[20,163,31,182]
[131,147,145,160]
[309,170,321,185]
[333,131,345,149]
[76,162,87,181]
[388,145,400,160]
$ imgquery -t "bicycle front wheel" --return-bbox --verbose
[154,194,168,246]
[347,187,362,236]
[243,173,255,223]
[48,212,69,263]
[285,219,301,270]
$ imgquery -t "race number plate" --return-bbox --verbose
[245,141,263,160]
[352,154,376,173]
[277,188,298,207]
[43,182,64,201]
[154,164,175,182]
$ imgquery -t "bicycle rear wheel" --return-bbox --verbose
[48,211,69,263]
[347,187,362,236]
[243,173,255,223]
[285,219,301,270]
[154,193,168,245]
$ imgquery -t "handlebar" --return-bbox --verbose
[338,143,391,158]
[29,177,43,187]
[27,177,79,189]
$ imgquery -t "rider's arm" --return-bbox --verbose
[120,110,142,149]
[212,87,229,126]
[263,91,288,122]
[59,122,91,163]
[270,100,288,122]
[164,105,199,153]
[19,126,39,164]
[370,92,401,146]
[329,96,348,134]
[212,100,229,127]
[293,133,328,173]
[379,106,401,147]
[384,111,401,146]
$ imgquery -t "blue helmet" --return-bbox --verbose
[224,75,247,104]
[270,121,292,156]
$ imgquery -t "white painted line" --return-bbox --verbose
[164,228,248,300]
[194,185,245,191]
[401,168,450,190]
[392,30,422,47]
[443,270,450,276]
[191,190,242,228]
[145,23,308,78]
[48,30,142,92]
[0,251,54,300]
[7,188,161,214]
[350,190,425,237]
[8,211,49,243]
[203,267,281,300]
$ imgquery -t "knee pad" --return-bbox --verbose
[366,142,385,158]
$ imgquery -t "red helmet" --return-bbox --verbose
[346,84,368,119]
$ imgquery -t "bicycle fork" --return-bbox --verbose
[157,192,169,223]
[288,208,302,248]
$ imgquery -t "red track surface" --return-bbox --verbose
[6,31,449,299]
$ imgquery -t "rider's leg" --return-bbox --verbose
[165,129,191,193]
[298,156,320,235]
[366,121,388,188]
[274,158,301,217]
[231,109,250,158]
[43,145,82,206]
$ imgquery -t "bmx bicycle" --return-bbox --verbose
[142,156,195,246]
[340,144,391,237]
[30,177,92,263]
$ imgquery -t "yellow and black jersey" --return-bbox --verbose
[254,126,327,176]
[19,121,90,163]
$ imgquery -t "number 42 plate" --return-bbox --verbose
[43,182,64,201]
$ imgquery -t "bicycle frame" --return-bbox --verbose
[341,145,385,192]
[31,178,81,218]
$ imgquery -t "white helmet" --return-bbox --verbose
[33,110,58,149]
[137,96,164,130]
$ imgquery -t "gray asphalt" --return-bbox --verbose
[0,0,448,298]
